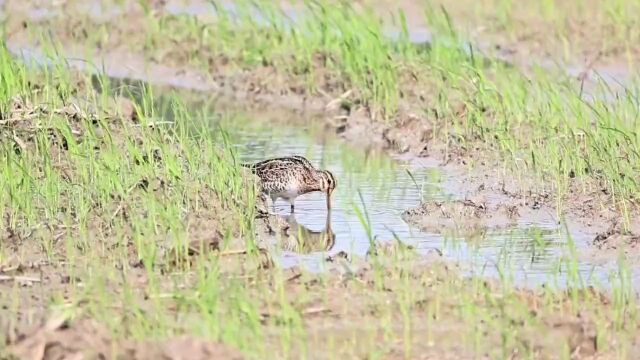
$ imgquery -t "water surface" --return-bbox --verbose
[219,114,635,289]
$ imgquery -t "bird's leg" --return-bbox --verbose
[270,194,277,214]
[289,198,295,213]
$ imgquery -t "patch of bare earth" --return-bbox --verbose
[6,315,243,360]
[402,198,521,235]
[593,221,640,251]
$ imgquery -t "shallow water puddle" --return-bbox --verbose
[218,113,630,288]
[224,119,442,261]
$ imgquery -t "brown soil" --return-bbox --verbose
[6,315,243,360]
[593,221,640,251]
[403,198,520,235]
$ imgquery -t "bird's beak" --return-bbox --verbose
[326,189,332,210]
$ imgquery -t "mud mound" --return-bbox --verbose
[382,113,432,155]
[593,221,640,250]
[6,316,243,360]
[402,198,520,235]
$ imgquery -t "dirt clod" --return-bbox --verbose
[593,221,640,250]
[403,198,518,235]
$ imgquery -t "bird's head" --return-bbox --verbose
[318,170,337,210]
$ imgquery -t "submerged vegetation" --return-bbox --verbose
[1,0,640,358]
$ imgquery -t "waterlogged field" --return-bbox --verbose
[1,0,640,359]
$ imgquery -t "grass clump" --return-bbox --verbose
[0,42,262,347]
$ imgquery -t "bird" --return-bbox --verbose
[242,155,337,212]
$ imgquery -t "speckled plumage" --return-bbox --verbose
[242,156,337,211]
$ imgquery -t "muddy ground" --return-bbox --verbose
[2,1,640,359]
[7,316,243,360]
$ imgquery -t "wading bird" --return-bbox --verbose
[242,155,336,212]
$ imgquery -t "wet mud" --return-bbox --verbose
[593,221,640,251]
[402,198,521,235]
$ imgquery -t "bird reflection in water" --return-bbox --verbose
[276,212,335,253]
